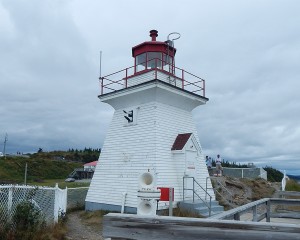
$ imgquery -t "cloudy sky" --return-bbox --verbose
[0,0,299,175]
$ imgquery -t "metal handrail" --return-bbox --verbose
[206,176,234,208]
[183,176,212,216]
[100,58,205,97]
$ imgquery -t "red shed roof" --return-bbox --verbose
[84,161,98,167]
[171,133,192,150]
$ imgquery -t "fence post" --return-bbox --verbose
[181,70,184,89]
[183,177,185,202]
[100,77,103,95]
[63,187,68,214]
[205,177,208,201]
[203,79,205,97]
[8,186,13,222]
[8,187,13,212]
[266,200,271,222]
[281,170,286,191]
[192,178,195,203]
[234,213,240,221]
[209,196,212,217]
[54,183,59,223]
[169,187,173,217]
[125,68,128,88]
[252,205,258,222]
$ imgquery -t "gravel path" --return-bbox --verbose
[65,211,104,240]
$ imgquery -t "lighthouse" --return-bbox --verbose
[85,30,215,213]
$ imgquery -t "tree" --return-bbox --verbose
[263,166,283,182]
[37,148,43,153]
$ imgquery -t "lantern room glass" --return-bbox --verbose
[135,52,174,74]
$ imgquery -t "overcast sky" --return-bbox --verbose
[1,0,299,175]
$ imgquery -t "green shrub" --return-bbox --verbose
[13,201,45,231]
[285,180,300,192]
[263,166,283,182]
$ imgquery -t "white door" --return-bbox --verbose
[184,150,197,200]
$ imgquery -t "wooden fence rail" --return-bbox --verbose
[210,198,300,221]
[103,213,300,240]
[275,190,300,198]
[103,198,300,240]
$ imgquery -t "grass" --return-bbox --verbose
[285,179,300,192]
[0,222,67,240]
[28,179,90,188]
[80,210,110,227]
[161,208,204,218]
[0,157,82,184]
[276,179,300,212]
[0,156,90,188]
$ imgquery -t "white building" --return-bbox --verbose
[85,30,215,212]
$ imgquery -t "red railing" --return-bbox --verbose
[99,58,206,97]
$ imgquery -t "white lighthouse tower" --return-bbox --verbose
[85,30,215,213]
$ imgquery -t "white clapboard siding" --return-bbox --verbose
[86,99,214,210]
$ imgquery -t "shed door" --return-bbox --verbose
[184,150,197,200]
[185,150,197,176]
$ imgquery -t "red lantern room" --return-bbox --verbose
[132,30,176,74]
[99,30,206,98]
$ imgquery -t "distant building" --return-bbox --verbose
[84,161,98,171]
[67,161,98,180]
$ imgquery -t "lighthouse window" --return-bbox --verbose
[123,110,133,123]
[136,53,146,72]
[147,52,162,69]
[123,108,138,126]
[135,52,164,72]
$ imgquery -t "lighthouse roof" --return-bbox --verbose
[132,30,176,57]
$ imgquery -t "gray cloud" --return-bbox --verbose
[0,0,299,174]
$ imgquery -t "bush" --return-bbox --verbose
[263,166,283,182]
[285,180,300,192]
[1,199,66,240]
[13,201,45,231]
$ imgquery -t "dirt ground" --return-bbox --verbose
[65,211,104,240]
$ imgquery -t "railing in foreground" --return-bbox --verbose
[99,58,206,97]
[210,198,300,221]
[103,198,300,240]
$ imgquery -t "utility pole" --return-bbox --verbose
[24,162,28,185]
[3,133,8,159]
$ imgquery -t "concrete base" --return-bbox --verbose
[85,201,137,214]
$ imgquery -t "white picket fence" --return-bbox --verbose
[0,184,67,227]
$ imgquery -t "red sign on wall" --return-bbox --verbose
[157,187,174,201]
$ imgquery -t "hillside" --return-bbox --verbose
[31,148,100,163]
[288,174,300,182]
[0,156,82,184]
